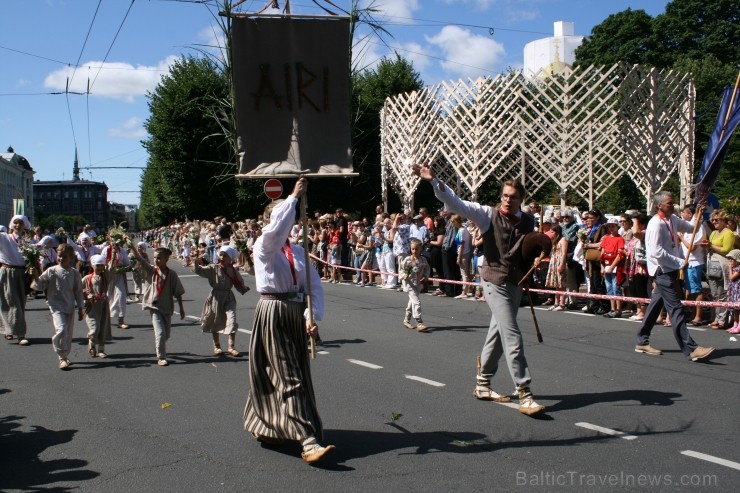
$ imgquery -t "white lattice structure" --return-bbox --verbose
[381,63,695,211]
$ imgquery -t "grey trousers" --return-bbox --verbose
[636,269,698,356]
[151,310,172,359]
[480,280,532,389]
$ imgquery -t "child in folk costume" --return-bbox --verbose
[100,235,131,329]
[192,245,249,356]
[81,254,113,358]
[400,238,431,331]
[133,247,185,366]
[0,215,32,345]
[129,242,149,303]
[31,244,85,370]
[67,232,100,276]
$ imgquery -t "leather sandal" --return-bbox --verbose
[473,387,511,403]
[227,347,240,357]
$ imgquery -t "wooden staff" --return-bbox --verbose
[518,252,545,343]
[300,192,317,359]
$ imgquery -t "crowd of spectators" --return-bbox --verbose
[136,200,740,331]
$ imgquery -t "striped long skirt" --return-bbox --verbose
[0,266,28,337]
[243,298,322,442]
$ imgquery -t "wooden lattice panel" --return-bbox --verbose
[381,63,694,209]
[619,65,695,204]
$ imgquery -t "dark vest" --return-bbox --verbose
[478,209,535,285]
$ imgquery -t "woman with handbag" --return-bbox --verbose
[582,210,608,314]
[702,209,735,329]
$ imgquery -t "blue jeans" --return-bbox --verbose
[604,273,622,297]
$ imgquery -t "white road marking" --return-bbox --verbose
[348,359,383,370]
[186,315,200,321]
[238,328,252,335]
[179,274,198,278]
[575,422,637,440]
[317,350,329,355]
[681,450,740,470]
[404,375,445,387]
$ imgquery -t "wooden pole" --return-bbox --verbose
[301,193,316,359]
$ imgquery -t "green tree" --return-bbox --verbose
[574,0,740,203]
[139,56,262,228]
[574,9,655,67]
[314,53,424,213]
[594,175,647,214]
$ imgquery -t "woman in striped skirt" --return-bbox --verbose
[243,177,333,464]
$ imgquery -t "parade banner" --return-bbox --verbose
[12,199,24,216]
[231,16,353,177]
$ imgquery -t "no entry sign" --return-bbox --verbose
[263,179,283,199]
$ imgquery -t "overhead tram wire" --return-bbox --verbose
[270,1,551,36]
[89,0,137,92]
[69,0,103,88]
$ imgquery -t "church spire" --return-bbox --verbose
[73,147,80,181]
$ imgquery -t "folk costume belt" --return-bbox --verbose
[259,292,304,302]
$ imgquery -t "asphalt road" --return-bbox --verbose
[1,257,739,492]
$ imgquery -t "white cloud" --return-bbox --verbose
[43,56,178,103]
[108,117,146,139]
[397,41,431,74]
[365,0,420,19]
[425,25,505,79]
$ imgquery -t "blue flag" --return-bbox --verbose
[695,83,740,206]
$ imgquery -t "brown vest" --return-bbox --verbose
[478,209,535,285]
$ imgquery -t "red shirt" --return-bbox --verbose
[600,234,625,265]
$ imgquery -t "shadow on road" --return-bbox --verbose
[65,352,247,369]
[541,389,683,412]
[0,389,99,491]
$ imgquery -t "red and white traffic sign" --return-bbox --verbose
[263,179,283,199]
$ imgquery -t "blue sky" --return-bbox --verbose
[1,0,669,207]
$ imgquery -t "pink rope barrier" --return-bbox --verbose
[309,253,740,309]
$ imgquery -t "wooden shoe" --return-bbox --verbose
[157,359,169,366]
[227,347,240,357]
[416,323,428,332]
[402,320,414,329]
[59,359,71,370]
[213,345,224,356]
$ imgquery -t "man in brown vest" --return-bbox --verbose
[413,163,545,415]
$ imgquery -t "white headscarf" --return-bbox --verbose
[10,214,31,230]
[91,254,107,266]
[218,245,238,261]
